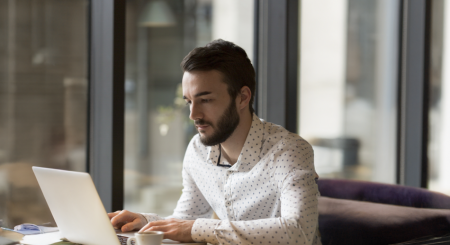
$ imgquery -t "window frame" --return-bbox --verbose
[88,0,126,212]
[88,0,435,210]
[397,0,431,188]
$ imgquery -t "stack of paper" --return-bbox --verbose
[20,232,62,245]
[0,227,24,243]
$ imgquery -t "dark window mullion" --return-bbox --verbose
[398,0,431,188]
[257,0,298,132]
[88,0,125,212]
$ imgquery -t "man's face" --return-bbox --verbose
[182,70,240,146]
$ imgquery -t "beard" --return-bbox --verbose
[195,99,240,146]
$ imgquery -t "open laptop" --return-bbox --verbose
[33,166,130,245]
[32,167,203,245]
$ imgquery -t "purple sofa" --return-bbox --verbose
[317,179,450,245]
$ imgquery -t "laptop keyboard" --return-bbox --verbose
[117,235,135,245]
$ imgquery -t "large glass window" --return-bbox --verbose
[124,0,254,215]
[428,0,450,195]
[299,0,399,183]
[0,0,89,228]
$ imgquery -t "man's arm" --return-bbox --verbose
[189,169,320,245]
[111,150,213,240]
[138,162,213,242]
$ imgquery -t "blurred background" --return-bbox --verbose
[0,0,449,227]
[122,0,254,215]
[0,0,89,227]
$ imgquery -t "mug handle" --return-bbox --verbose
[127,237,136,245]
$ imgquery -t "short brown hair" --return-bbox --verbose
[181,39,256,114]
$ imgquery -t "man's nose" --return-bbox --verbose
[189,103,203,121]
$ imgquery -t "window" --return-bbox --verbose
[0,0,89,227]
[124,0,254,215]
[299,0,400,183]
[428,0,450,195]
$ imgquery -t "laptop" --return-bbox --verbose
[32,167,203,245]
[33,166,128,245]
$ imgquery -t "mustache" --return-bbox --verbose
[195,119,211,126]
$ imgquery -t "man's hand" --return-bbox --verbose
[108,210,148,232]
[139,218,195,243]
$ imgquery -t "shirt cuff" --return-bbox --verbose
[140,213,164,223]
[191,218,220,244]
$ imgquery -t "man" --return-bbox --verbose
[109,39,321,245]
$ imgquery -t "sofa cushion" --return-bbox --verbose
[318,196,450,245]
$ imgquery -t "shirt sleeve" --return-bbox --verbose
[191,169,320,245]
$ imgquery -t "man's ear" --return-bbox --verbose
[238,86,251,110]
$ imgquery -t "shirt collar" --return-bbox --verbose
[205,113,264,170]
[235,113,264,169]
[206,144,221,165]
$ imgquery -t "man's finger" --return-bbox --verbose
[110,213,126,228]
[139,223,152,232]
[121,218,143,232]
[148,220,170,226]
[107,212,118,219]
[142,225,169,233]
[139,220,169,232]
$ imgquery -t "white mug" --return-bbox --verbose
[127,231,164,245]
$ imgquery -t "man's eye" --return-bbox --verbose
[201,99,211,103]
[185,101,191,106]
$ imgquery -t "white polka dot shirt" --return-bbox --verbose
[142,114,321,245]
